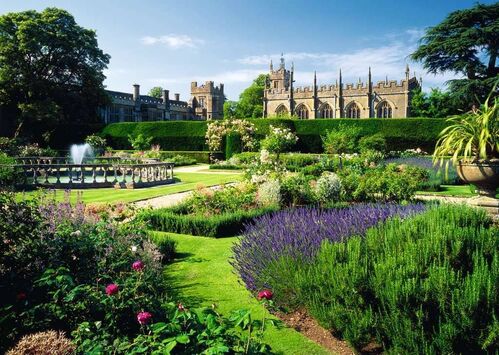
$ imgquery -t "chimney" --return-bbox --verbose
[162,89,169,104]
[133,84,140,101]
[174,93,180,101]
[191,81,198,89]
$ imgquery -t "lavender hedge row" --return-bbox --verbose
[232,203,426,292]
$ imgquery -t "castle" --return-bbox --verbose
[263,56,421,118]
[99,81,225,123]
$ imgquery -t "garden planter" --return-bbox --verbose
[457,160,499,213]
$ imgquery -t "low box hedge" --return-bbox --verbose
[110,150,218,163]
[139,207,278,238]
[102,118,450,153]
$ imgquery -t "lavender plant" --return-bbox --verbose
[232,203,426,292]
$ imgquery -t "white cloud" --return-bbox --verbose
[141,34,204,49]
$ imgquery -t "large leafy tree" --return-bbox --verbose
[0,8,110,139]
[148,86,163,98]
[411,3,499,108]
[410,87,461,118]
[235,74,268,118]
[411,3,499,109]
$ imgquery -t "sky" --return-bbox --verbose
[0,0,495,100]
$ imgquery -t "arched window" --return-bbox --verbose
[377,101,392,118]
[346,102,361,118]
[295,104,309,119]
[275,105,289,117]
[318,103,333,118]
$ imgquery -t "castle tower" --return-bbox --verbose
[269,54,290,91]
[190,81,225,119]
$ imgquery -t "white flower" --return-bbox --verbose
[70,230,82,237]
[131,245,138,253]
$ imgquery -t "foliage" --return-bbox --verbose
[234,74,269,118]
[314,172,342,203]
[205,119,257,152]
[149,234,177,263]
[280,173,316,207]
[225,133,243,159]
[322,124,362,154]
[296,205,498,353]
[6,330,75,355]
[256,179,281,207]
[410,87,461,118]
[139,206,277,238]
[147,86,163,99]
[232,204,426,295]
[223,100,238,119]
[0,152,17,187]
[128,133,153,151]
[103,118,451,153]
[411,3,499,108]
[434,93,499,173]
[261,125,298,157]
[85,134,107,155]
[358,133,386,153]
[0,8,110,139]
[0,137,19,156]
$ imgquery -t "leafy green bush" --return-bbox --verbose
[128,133,153,150]
[225,133,242,159]
[358,133,387,153]
[0,152,17,187]
[314,172,342,203]
[322,124,362,154]
[0,137,19,156]
[85,134,107,155]
[139,207,277,238]
[293,205,498,353]
[280,173,316,206]
[149,233,177,262]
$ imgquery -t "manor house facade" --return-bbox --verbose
[263,56,421,118]
[99,81,225,123]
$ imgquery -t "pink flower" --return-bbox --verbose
[105,283,119,296]
[178,303,185,312]
[257,289,273,300]
[132,260,144,271]
[137,311,152,325]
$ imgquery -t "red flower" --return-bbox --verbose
[137,311,152,325]
[257,289,273,300]
[132,260,144,271]
[105,283,119,296]
[16,292,27,301]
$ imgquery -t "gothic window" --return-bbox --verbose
[275,105,289,117]
[318,103,333,118]
[273,81,278,89]
[377,101,392,118]
[199,97,205,108]
[295,104,309,119]
[346,102,361,118]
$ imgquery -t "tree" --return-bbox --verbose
[148,86,163,98]
[223,100,237,119]
[0,8,110,139]
[411,3,499,109]
[410,87,461,118]
[235,74,269,118]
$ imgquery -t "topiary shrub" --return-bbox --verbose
[358,133,387,153]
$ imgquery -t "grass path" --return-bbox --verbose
[155,232,332,355]
[17,172,242,204]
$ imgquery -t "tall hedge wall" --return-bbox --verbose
[102,118,449,153]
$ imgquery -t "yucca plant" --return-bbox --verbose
[433,87,499,172]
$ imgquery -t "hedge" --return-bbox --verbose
[109,150,218,164]
[102,118,450,153]
[139,207,278,238]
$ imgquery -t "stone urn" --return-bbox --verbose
[456,160,499,213]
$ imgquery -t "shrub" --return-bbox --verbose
[314,172,342,203]
[260,125,298,158]
[128,133,153,151]
[18,143,44,157]
[139,207,277,238]
[149,234,177,262]
[232,204,426,299]
[280,173,316,206]
[358,133,387,153]
[85,134,107,155]
[6,330,75,355]
[322,124,362,154]
[0,152,17,187]
[0,137,19,156]
[297,205,497,353]
[256,179,281,207]
[225,133,242,159]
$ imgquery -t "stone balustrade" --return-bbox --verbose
[7,158,174,189]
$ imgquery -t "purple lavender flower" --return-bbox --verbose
[232,203,426,291]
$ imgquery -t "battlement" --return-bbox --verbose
[373,79,407,90]
[191,81,224,95]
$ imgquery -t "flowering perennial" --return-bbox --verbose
[232,203,426,291]
[205,119,256,152]
[136,311,152,325]
[105,283,119,296]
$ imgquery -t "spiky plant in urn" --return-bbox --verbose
[433,87,499,213]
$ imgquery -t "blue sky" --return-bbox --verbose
[0,0,495,100]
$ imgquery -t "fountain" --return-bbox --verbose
[70,143,93,181]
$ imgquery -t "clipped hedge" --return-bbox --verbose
[102,118,449,153]
[109,150,217,163]
[139,207,278,238]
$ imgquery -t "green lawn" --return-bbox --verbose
[156,232,332,355]
[417,184,489,198]
[17,172,242,204]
